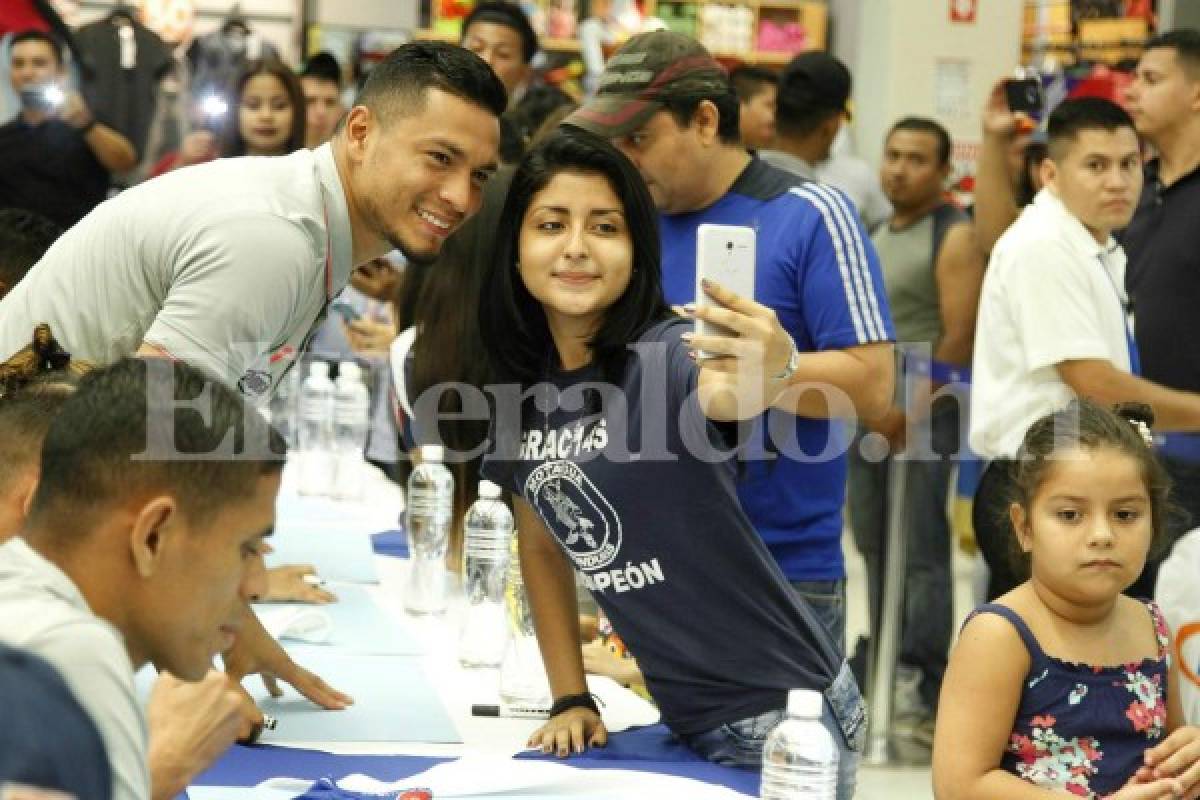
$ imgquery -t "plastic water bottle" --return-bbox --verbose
[458,480,514,668]
[498,532,551,708]
[332,361,370,501]
[268,366,300,447]
[405,445,454,615]
[296,361,335,496]
[760,689,839,800]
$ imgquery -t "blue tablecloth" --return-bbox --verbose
[515,724,759,795]
[269,531,759,796]
[190,726,757,796]
[193,745,452,786]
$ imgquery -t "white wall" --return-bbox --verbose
[845,0,1022,177]
[313,0,416,30]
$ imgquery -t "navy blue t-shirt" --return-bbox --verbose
[481,320,843,735]
[659,158,894,581]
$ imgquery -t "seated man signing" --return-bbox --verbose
[0,358,306,800]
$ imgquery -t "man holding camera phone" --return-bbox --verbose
[567,31,895,651]
[0,30,137,228]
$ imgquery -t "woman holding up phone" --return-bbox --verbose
[478,128,865,795]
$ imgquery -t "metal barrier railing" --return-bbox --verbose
[862,346,973,765]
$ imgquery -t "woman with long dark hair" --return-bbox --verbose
[478,128,864,792]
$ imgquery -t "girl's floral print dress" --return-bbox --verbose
[967,602,1170,798]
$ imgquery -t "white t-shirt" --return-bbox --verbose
[969,188,1132,459]
[0,144,354,399]
[0,537,148,800]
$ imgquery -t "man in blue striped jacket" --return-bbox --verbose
[566,31,896,650]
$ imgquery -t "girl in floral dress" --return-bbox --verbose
[933,401,1200,800]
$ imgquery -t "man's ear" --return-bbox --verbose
[693,99,723,146]
[340,105,374,164]
[129,496,180,579]
[1039,156,1058,191]
[17,467,38,518]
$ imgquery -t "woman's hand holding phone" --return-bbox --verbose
[678,279,796,420]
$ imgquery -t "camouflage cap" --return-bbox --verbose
[565,30,730,138]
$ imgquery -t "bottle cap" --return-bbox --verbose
[309,361,329,378]
[478,480,501,499]
[786,688,823,719]
[339,361,360,382]
[420,444,444,463]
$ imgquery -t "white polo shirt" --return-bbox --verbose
[969,188,1132,459]
[0,144,354,399]
[0,537,148,800]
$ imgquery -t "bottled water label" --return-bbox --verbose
[408,487,452,521]
[760,697,839,800]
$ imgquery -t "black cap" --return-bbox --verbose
[566,30,729,138]
[779,51,852,119]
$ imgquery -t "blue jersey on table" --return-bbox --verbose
[659,158,894,582]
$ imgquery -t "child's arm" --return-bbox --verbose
[934,612,1073,800]
[515,498,608,757]
[936,613,1186,800]
[1131,655,1200,798]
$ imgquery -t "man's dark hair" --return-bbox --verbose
[504,84,576,149]
[662,86,741,146]
[0,374,76,495]
[729,65,777,103]
[301,51,342,88]
[353,40,507,124]
[0,209,61,297]
[10,30,63,66]
[775,78,840,138]
[1046,96,1136,161]
[29,359,286,531]
[887,116,953,166]
[462,1,539,65]
[1144,28,1200,77]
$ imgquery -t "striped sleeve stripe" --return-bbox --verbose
[808,183,889,340]
[791,184,889,343]
[788,186,869,342]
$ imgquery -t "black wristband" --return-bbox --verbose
[550,692,601,718]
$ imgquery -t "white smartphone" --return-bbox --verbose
[694,223,756,345]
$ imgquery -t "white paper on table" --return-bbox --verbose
[333,757,748,798]
[586,674,660,732]
[257,606,334,644]
[187,782,309,800]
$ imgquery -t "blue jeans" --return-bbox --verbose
[790,578,847,653]
[680,662,864,800]
[846,401,958,710]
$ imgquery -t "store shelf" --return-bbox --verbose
[419,0,825,67]
[413,28,582,53]
[713,49,809,65]
[413,29,457,43]
[541,36,582,53]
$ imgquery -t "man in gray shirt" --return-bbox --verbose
[0,41,504,399]
[0,359,284,800]
[847,117,983,753]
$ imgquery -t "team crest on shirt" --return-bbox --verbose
[237,369,272,397]
[526,460,622,570]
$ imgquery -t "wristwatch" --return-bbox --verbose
[772,337,801,381]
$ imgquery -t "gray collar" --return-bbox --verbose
[314,143,355,297]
